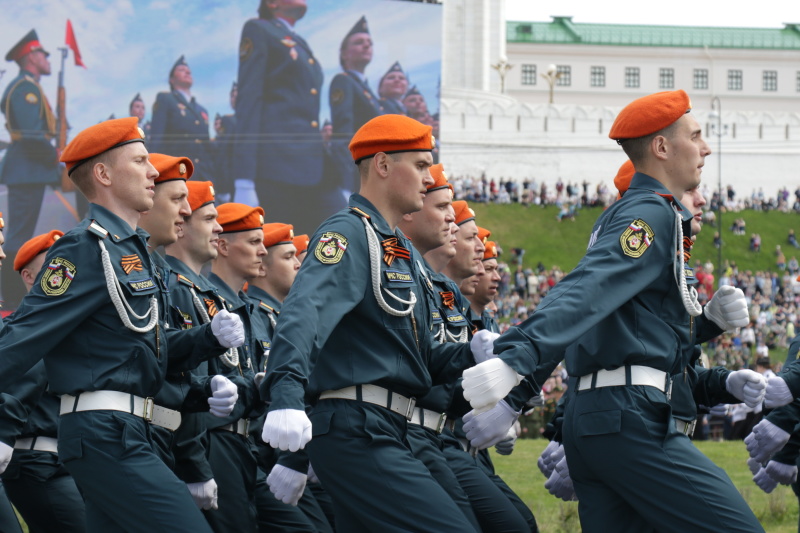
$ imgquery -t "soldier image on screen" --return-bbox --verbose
[129,93,150,139]
[234,0,339,235]
[378,61,409,115]
[149,56,213,180]
[211,81,237,203]
[328,16,384,199]
[0,29,60,309]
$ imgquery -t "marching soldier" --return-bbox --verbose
[150,56,213,180]
[1,30,60,309]
[378,61,408,115]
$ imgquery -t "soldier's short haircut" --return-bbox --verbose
[620,121,679,166]
[69,151,115,200]
[357,153,400,180]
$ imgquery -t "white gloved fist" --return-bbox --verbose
[187,478,218,510]
[765,460,798,485]
[745,419,791,463]
[0,442,13,474]
[210,309,245,348]
[725,369,766,408]
[470,330,501,364]
[753,467,779,494]
[262,409,312,452]
[746,457,762,476]
[208,375,238,417]
[267,464,307,506]
[307,463,319,484]
[462,359,524,411]
[765,376,794,409]
[704,286,749,330]
[494,426,518,456]
[537,440,561,478]
[544,456,578,501]
[463,400,520,449]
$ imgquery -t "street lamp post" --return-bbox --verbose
[491,55,513,94]
[709,96,725,283]
[541,64,562,104]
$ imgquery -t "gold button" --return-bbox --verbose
[308,58,315,65]
[311,121,318,128]
[194,158,200,163]
[195,120,200,125]
[310,88,318,95]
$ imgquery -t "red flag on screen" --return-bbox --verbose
[65,20,85,68]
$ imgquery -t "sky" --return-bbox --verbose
[0,0,442,142]
[506,0,800,28]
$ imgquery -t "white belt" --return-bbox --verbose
[14,436,58,454]
[218,418,250,437]
[409,407,448,433]
[577,366,669,394]
[319,385,416,421]
[674,418,696,436]
[60,391,182,431]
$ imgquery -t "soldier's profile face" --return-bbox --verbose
[680,187,706,236]
[379,71,408,99]
[449,220,483,279]
[225,229,267,281]
[268,0,307,20]
[403,94,427,115]
[473,258,500,306]
[130,101,145,121]
[184,203,222,262]
[109,143,158,214]
[171,65,193,88]
[144,180,190,247]
[387,151,433,216]
[262,243,300,299]
[341,33,372,68]
[667,114,710,193]
[29,50,51,76]
[415,187,455,251]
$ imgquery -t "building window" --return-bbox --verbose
[763,70,778,91]
[556,65,571,87]
[693,69,708,90]
[625,67,640,88]
[590,66,605,87]
[728,70,743,91]
[521,64,536,86]
[659,68,674,89]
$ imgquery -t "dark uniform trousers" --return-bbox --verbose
[203,430,259,531]
[563,386,764,533]
[0,482,22,533]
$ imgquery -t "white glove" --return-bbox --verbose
[753,467,779,494]
[704,286,749,330]
[470,330,501,364]
[187,478,218,510]
[745,419,791,463]
[0,442,13,474]
[210,309,245,348]
[267,464,307,506]
[307,463,319,484]
[462,359,524,411]
[725,369,766,408]
[746,457,762,476]
[544,456,578,501]
[234,179,259,206]
[463,400,520,449]
[765,460,798,485]
[494,426,518,456]
[537,440,561,478]
[262,409,312,452]
[208,375,238,417]
[765,376,794,408]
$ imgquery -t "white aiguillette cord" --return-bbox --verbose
[98,239,158,333]
[361,217,416,316]
[673,208,702,317]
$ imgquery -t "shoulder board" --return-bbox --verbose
[177,274,195,288]
[87,221,109,239]
[654,191,678,205]
[259,301,278,314]
[349,207,371,220]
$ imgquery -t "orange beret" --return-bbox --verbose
[614,160,636,197]
[61,117,146,175]
[609,90,691,142]
[428,163,454,194]
[149,153,193,184]
[186,181,215,212]
[483,241,499,261]
[0,212,4,230]
[293,234,310,256]
[477,226,491,245]
[15,229,63,271]
[217,203,264,233]
[349,114,434,164]
[452,200,475,226]
[262,223,294,248]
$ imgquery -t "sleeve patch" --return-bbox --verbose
[240,37,253,61]
[620,219,655,258]
[314,232,348,264]
[331,89,344,105]
[25,92,39,104]
[40,258,76,296]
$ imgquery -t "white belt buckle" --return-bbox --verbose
[435,413,448,434]
[405,397,417,421]
[142,397,155,422]
[242,419,250,436]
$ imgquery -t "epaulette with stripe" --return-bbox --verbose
[349,206,371,220]
[259,301,279,315]
[177,274,195,288]
[87,221,109,239]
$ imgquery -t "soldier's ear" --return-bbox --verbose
[93,161,112,188]
[373,153,391,179]
[651,134,669,161]
[216,237,230,257]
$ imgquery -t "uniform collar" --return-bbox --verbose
[349,194,396,237]
[247,285,282,312]
[626,172,692,222]
[87,203,149,243]
[164,255,217,293]
[207,272,245,308]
